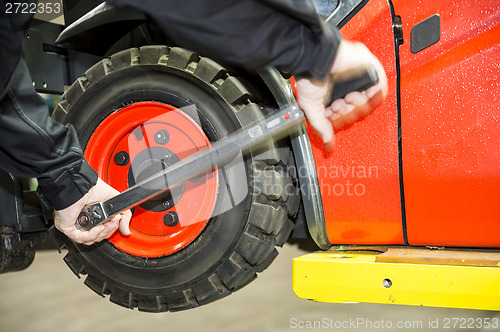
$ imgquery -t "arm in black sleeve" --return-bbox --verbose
[0,8,97,210]
[105,0,342,80]
[0,59,98,210]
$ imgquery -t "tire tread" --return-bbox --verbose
[52,45,300,312]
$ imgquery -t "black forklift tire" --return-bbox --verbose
[51,46,300,312]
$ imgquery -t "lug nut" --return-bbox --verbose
[163,211,179,227]
[114,151,130,166]
[154,130,170,145]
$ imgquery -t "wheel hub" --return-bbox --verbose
[127,146,184,212]
[84,101,218,257]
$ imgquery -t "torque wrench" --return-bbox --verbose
[76,66,379,231]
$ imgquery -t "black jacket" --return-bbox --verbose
[106,0,341,80]
[0,0,341,210]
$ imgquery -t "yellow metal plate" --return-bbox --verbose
[292,249,500,311]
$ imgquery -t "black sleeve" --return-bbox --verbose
[105,0,342,80]
[0,7,97,210]
[0,5,25,97]
[0,59,98,210]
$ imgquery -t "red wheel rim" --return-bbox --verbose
[85,101,218,257]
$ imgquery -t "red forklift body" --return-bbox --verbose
[310,0,500,247]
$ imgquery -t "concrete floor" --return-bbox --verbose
[1,245,498,332]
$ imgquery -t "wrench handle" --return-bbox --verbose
[326,66,379,105]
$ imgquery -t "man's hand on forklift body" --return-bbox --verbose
[296,40,388,147]
[54,178,132,245]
